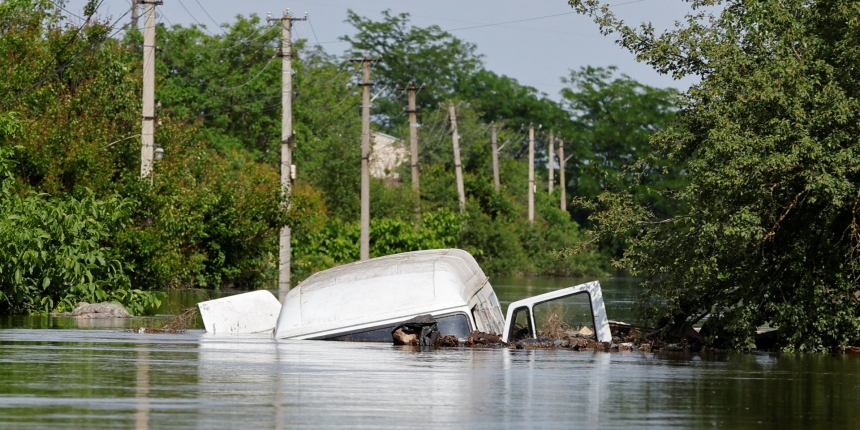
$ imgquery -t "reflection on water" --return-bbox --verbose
[135,346,150,430]
[1,278,859,428]
[0,329,859,429]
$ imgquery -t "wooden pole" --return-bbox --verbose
[528,125,535,223]
[407,85,420,218]
[559,139,566,212]
[131,0,139,29]
[268,11,304,290]
[448,102,466,214]
[491,122,500,192]
[359,58,372,260]
[139,0,160,180]
[548,131,554,195]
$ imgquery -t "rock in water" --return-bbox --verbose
[577,326,594,337]
[71,302,133,319]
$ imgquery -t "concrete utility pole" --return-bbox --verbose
[139,0,161,180]
[528,125,535,224]
[268,10,306,290]
[558,139,567,212]
[448,102,466,214]
[491,122,500,192]
[131,0,139,29]
[356,57,374,260]
[548,131,555,195]
[406,85,420,218]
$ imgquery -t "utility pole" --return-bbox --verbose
[448,102,466,214]
[558,139,567,212]
[528,125,535,224]
[131,0,139,29]
[491,122,500,192]
[406,85,420,218]
[139,0,161,180]
[353,56,375,261]
[548,131,555,195]
[268,10,306,291]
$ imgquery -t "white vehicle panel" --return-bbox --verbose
[501,281,612,343]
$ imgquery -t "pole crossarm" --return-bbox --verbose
[267,10,307,23]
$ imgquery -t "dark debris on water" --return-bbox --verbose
[391,318,728,353]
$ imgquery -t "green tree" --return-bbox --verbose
[142,15,281,159]
[457,69,569,133]
[341,10,484,129]
[569,0,860,351]
[0,3,288,292]
[560,66,681,226]
[149,18,363,220]
[0,147,162,315]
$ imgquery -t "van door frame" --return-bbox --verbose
[501,281,612,343]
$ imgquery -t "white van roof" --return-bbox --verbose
[274,249,490,339]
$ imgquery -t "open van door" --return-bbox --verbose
[501,281,612,343]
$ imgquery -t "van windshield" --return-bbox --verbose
[322,313,472,342]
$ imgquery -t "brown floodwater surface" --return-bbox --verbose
[0,277,858,429]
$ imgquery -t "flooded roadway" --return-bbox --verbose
[1,277,859,429]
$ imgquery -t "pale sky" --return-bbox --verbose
[65,0,698,99]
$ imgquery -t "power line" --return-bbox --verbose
[159,10,175,27]
[210,28,278,51]
[216,54,278,91]
[445,12,579,32]
[444,0,646,32]
[192,0,223,33]
[176,0,215,35]
[48,0,86,22]
[306,15,321,46]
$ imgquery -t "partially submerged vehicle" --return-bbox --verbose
[198,249,612,344]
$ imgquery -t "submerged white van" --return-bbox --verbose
[198,249,612,344]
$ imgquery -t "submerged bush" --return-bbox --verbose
[0,148,162,315]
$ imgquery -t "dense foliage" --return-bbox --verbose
[0,1,679,316]
[0,147,162,314]
[0,1,285,309]
[569,0,860,351]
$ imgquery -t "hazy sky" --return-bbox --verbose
[65,0,697,99]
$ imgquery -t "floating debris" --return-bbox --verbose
[129,307,198,334]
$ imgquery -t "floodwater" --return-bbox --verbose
[1,277,859,429]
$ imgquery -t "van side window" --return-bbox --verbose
[325,325,397,342]
[323,313,472,342]
[507,307,532,341]
[436,313,471,338]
